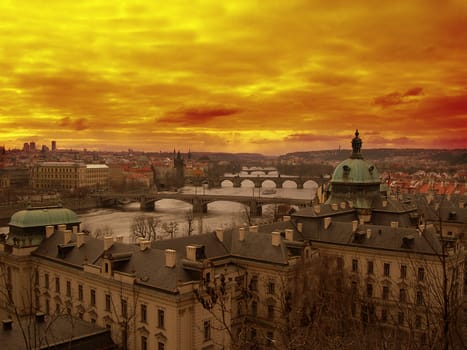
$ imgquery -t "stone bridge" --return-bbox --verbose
[185,175,329,190]
[94,192,313,217]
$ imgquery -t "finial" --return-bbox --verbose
[351,129,363,158]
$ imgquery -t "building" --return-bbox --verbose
[0,131,465,349]
[30,162,109,192]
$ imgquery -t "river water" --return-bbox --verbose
[78,181,317,243]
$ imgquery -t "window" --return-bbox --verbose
[267,304,274,319]
[367,261,374,274]
[56,302,60,313]
[416,291,424,305]
[351,281,358,296]
[251,301,258,316]
[400,265,407,279]
[141,335,147,350]
[381,309,388,322]
[337,257,344,271]
[158,342,165,350]
[415,315,422,329]
[66,281,71,297]
[203,320,211,341]
[250,276,258,291]
[366,283,373,297]
[250,327,257,340]
[268,281,275,294]
[45,299,50,314]
[158,309,165,329]
[399,288,406,303]
[141,304,147,323]
[78,284,83,301]
[382,286,389,300]
[417,267,425,282]
[55,277,60,293]
[266,331,274,345]
[398,311,404,325]
[105,294,111,311]
[352,259,358,272]
[384,263,390,277]
[121,299,127,318]
[45,273,49,289]
[90,289,96,306]
[35,270,39,286]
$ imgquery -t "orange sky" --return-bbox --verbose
[0,0,466,155]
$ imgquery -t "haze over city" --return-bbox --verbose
[1,0,466,154]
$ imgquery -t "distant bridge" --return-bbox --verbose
[94,192,314,216]
[185,175,329,189]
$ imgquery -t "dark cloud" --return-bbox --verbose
[374,87,423,107]
[283,134,337,142]
[59,117,89,131]
[160,106,241,125]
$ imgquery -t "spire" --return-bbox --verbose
[351,129,363,159]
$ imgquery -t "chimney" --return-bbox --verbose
[390,221,399,229]
[340,202,346,209]
[359,217,365,225]
[45,225,54,239]
[115,235,124,243]
[352,220,358,233]
[165,249,176,268]
[272,231,281,246]
[57,224,66,231]
[285,229,294,241]
[313,205,321,214]
[283,215,291,222]
[348,200,354,208]
[76,232,85,248]
[186,245,196,261]
[382,200,388,208]
[366,228,372,239]
[239,227,245,242]
[324,217,332,230]
[104,236,113,251]
[331,203,338,211]
[296,222,303,233]
[72,225,78,233]
[459,200,465,209]
[249,225,258,233]
[139,240,151,251]
[63,230,72,245]
[215,228,224,242]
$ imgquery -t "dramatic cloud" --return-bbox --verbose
[0,1,466,153]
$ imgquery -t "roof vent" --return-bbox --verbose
[402,235,415,249]
[2,318,12,330]
[215,228,224,242]
[324,217,332,230]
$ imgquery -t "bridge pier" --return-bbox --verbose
[193,198,208,214]
[140,198,155,211]
[249,200,262,217]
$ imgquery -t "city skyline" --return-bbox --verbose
[1,1,466,155]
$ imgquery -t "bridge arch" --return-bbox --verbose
[261,180,277,188]
[303,180,319,189]
[240,179,255,188]
[281,180,298,189]
[221,179,234,187]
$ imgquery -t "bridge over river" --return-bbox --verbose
[94,192,314,216]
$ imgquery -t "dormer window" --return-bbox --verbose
[368,165,374,174]
[343,165,351,174]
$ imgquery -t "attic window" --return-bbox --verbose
[343,165,351,174]
[448,211,457,220]
[368,165,374,174]
[402,235,415,249]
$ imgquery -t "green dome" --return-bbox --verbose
[331,158,380,184]
[9,206,80,228]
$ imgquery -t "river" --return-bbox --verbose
[78,182,316,242]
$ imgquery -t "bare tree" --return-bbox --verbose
[130,215,160,241]
[161,221,178,240]
[185,209,195,237]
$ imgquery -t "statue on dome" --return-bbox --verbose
[351,129,362,157]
